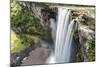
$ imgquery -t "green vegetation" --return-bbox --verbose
[71,9,95,62]
[11,0,51,54]
[87,36,95,61]
[87,17,95,31]
[11,31,28,53]
[11,0,42,34]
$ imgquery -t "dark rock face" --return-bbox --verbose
[11,44,36,67]
[20,2,58,28]
[41,7,57,30]
[79,14,89,25]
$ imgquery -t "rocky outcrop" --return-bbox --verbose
[19,2,57,30]
[21,48,50,65]
[74,13,95,62]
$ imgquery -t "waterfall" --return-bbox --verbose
[47,7,77,64]
[55,8,76,63]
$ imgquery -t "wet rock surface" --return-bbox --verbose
[21,47,51,65]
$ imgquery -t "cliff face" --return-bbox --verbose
[74,10,95,62]
[20,2,57,30]
[78,25,94,61]
[19,2,58,42]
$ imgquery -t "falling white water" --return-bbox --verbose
[47,7,76,64]
[55,8,75,63]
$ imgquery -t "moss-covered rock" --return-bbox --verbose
[87,36,95,61]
